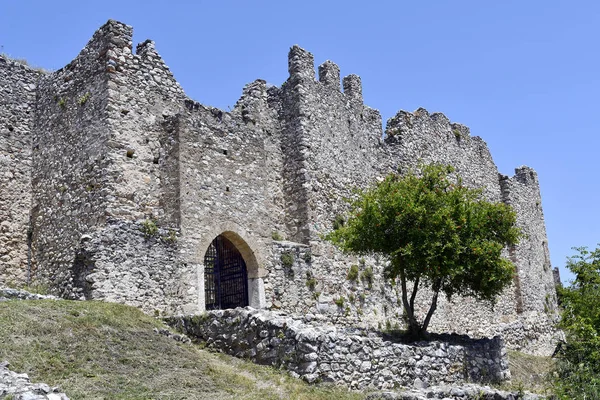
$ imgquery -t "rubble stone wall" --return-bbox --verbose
[30,25,112,297]
[0,57,43,285]
[168,308,510,390]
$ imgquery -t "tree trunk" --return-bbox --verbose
[421,279,442,334]
[399,268,420,337]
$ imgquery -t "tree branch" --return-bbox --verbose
[409,276,420,312]
[421,278,442,333]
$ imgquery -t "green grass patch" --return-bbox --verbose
[0,300,362,399]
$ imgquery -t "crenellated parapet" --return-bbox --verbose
[288,45,315,82]
[342,74,363,104]
[318,60,340,90]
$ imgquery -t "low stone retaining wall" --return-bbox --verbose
[167,308,510,390]
[0,287,58,301]
[366,385,544,400]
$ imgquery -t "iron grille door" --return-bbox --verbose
[204,235,249,310]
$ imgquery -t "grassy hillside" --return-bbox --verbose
[0,300,363,400]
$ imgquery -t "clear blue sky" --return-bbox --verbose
[2,1,598,284]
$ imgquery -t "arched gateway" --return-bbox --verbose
[204,234,249,309]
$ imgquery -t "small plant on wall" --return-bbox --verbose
[140,219,158,238]
[306,271,317,291]
[303,251,312,263]
[271,231,283,241]
[78,92,91,105]
[361,266,373,289]
[280,251,294,269]
[347,264,359,282]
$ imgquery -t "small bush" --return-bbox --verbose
[347,264,359,282]
[280,252,294,269]
[334,296,345,308]
[271,231,283,241]
[306,276,317,291]
[57,97,66,109]
[140,219,158,238]
[78,92,91,105]
[163,229,177,243]
[453,129,461,139]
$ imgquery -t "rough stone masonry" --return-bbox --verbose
[0,20,560,356]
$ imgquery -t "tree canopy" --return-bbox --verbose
[327,163,522,338]
[553,246,600,398]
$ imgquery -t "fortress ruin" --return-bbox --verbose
[0,20,560,356]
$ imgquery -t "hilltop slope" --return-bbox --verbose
[0,299,362,400]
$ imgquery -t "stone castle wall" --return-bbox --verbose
[30,23,113,297]
[0,57,42,285]
[0,20,560,355]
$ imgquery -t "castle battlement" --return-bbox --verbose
[0,20,560,356]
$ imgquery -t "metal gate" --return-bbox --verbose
[204,235,249,310]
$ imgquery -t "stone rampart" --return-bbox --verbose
[168,308,510,390]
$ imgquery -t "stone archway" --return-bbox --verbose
[198,230,266,311]
[204,234,249,309]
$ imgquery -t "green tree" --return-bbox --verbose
[553,246,600,399]
[326,164,522,338]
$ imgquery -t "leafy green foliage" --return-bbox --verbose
[332,214,345,231]
[326,163,522,338]
[553,246,600,398]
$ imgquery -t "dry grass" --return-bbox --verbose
[0,300,363,400]
[499,349,555,395]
